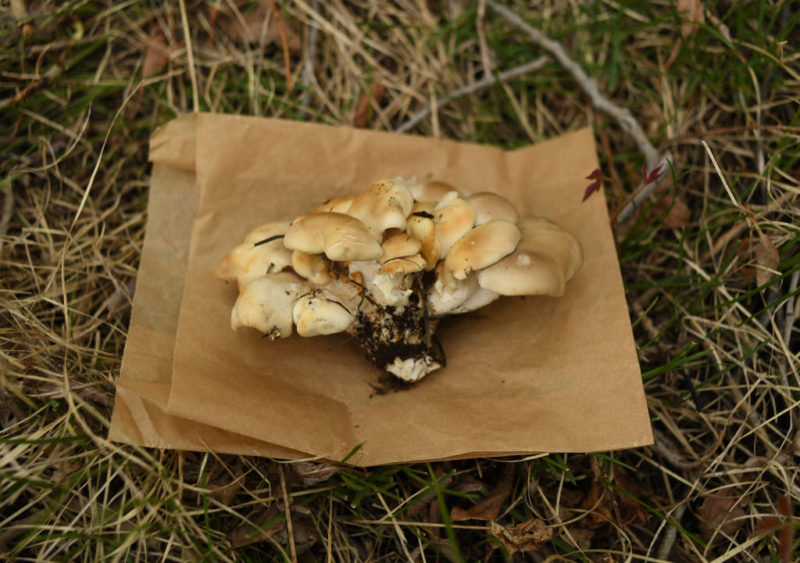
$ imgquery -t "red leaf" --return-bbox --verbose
[582,180,601,202]
[585,168,603,180]
[643,163,664,185]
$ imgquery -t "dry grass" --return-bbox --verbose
[1,0,798,561]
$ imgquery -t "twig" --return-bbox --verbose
[486,0,658,165]
[656,503,688,561]
[783,270,799,348]
[395,57,549,133]
[485,0,671,222]
[300,0,320,105]
[0,182,13,258]
[178,0,199,112]
[615,153,673,223]
[279,465,298,563]
[0,65,61,111]
[476,0,493,78]
[267,0,293,92]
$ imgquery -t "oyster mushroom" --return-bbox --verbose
[217,178,583,383]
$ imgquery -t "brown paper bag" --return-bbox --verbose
[110,113,652,466]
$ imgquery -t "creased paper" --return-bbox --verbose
[110,113,653,466]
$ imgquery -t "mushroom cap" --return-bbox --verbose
[345,178,414,237]
[406,214,440,270]
[284,212,382,262]
[292,294,355,337]
[314,194,354,214]
[433,195,476,256]
[231,273,309,338]
[378,253,426,275]
[380,233,422,263]
[216,221,292,290]
[410,201,435,215]
[467,192,520,225]
[408,179,459,203]
[518,217,583,279]
[291,250,332,285]
[444,219,521,280]
[477,217,583,296]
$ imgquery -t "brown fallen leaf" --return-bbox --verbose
[353,82,387,129]
[581,473,648,530]
[581,480,614,528]
[229,505,284,548]
[667,0,732,68]
[755,233,780,287]
[752,495,794,563]
[209,461,244,505]
[698,492,747,542]
[490,519,554,555]
[450,466,514,522]
[291,461,340,486]
[142,25,170,78]
[219,0,301,52]
[651,191,691,228]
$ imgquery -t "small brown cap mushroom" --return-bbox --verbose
[292,293,355,336]
[378,253,426,275]
[380,233,422,263]
[434,194,476,256]
[406,214,441,270]
[467,192,520,225]
[444,219,521,280]
[408,179,458,203]
[231,273,309,339]
[314,194,354,214]
[284,212,382,262]
[291,250,332,285]
[477,217,583,296]
[346,178,414,237]
[216,221,292,290]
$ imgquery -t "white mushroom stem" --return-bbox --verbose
[427,264,479,316]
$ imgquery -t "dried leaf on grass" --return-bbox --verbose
[676,0,731,41]
[142,25,170,78]
[291,461,340,486]
[651,191,691,228]
[698,492,747,541]
[581,474,649,529]
[229,506,284,548]
[755,233,780,287]
[353,82,387,128]
[667,0,732,68]
[490,519,554,555]
[209,461,244,505]
[752,495,794,563]
[218,0,301,52]
[450,466,514,521]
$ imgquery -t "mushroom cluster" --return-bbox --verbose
[216,178,583,383]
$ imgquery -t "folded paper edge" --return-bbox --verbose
[149,112,198,170]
